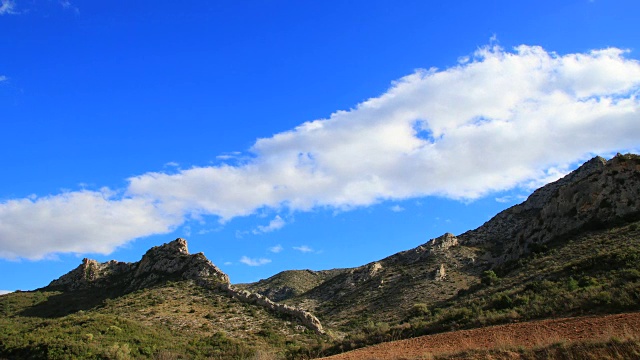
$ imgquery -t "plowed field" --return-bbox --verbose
[319,312,640,360]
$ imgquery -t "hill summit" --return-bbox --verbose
[46,237,326,335]
[48,238,229,292]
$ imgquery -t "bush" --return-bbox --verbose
[409,303,431,318]
[491,293,514,310]
[567,277,579,291]
[578,276,599,287]
[481,270,499,286]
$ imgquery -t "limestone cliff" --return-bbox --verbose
[257,154,640,328]
[459,154,640,263]
[47,238,325,334]
[48,238,229,291]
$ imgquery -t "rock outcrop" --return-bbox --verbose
[48,238,229,292]
[397,232,461,263]
[48,238,326,334]
[434,264,446,281]
[127,238,229,291]
[48,258,133,291]
[431,233,459,252]
[459,154,640,263]
[219,284,325,334]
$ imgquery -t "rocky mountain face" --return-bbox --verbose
[246,154,640,329]
[47,238,325,334]
[459,154,640,262]
[42,154,640,333]
[4,154,640,360]
[48,238,229,292]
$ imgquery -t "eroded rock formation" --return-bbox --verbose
[47,238,325,334]
[459,154,640,263]
[218,284,325,334]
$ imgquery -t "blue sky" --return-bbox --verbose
[1,0,640,293]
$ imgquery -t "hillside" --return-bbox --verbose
[244,154,640,356]
[319,312,640,360]
[241,155,640,332]
[236,269,348,302]
[1,153,639,359]
[0,239,327,359]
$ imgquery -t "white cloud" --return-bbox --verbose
[390,205,404,212]
[252,215,286,234]
[2,44,640,259]
[197,227,220,235]
[269,244,283,253]
[495,196,512,203]
[495,195,527,204]
[0,0,15,15]
[129,45,640,218]
[239,256,271,266]
[0,290,12,295]
[0,75,7,82]
[60,0,79,14]
[0,189,182,259]
[293,245,313,253]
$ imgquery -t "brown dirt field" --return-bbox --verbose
[318,312,640,360]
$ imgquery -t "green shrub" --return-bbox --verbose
[491,293,514,310]
[578,276,599,287]
[409,303,431,318]
[481,270,499,286]
[567,277,579,291]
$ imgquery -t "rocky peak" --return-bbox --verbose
[430,233,459,251]
[48,238,229,292]
[144,238,189,258]
[523,156,607,211]
[459,154,640,263]
[48,258,133,291]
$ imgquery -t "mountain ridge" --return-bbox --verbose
[3,153,639,358]
[242,153,640,329]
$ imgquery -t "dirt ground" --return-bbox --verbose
[318,312,640,360]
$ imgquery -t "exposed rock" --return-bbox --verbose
[459,154,640,263]
[48,258,133,291]
[434,264,446,281]
[396,232,460,263]
[47,238,325,334]
[345,262,383,287]
[128,239,229,291]
[240,268,346,302]
[522,156,607,211]
[48,238,229,292]
[431,233,459,252]
[218,284,325,335]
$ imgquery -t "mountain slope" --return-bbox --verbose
[236,269,348,302]
[1,154,639,359]
[0,239,326,359]
[243,154,640,332]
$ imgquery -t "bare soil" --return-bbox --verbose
[318,312,640,360]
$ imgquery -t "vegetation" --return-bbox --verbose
[2,155,640,359]
[2,220,639,359]
[0,281,321,359]
[311,220,640,357]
